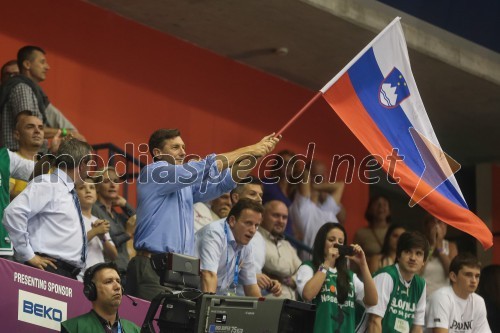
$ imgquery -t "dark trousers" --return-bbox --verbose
[126,255,171,301]
[31,254,80,280]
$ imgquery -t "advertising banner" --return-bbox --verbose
[0,258,151,332]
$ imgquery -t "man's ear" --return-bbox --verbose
[227,215,236,228]
[152,147,161,159]
[13,129,20,141]
[449,271,457,284]
[78,159,88,177]
[23,60,31,71]
[230,193,239,205]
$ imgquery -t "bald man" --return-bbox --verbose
[256,200,302,299]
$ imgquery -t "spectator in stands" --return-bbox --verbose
[226,180,284,295]
[92,166,136,280]
[0,146,35,259]
[262,149,299,237]
[77,178,118,280]
[356,231,429,333]
[421,215,458,298]
[220,180,281,296]
[61,262,140,333]
[290,160,343,252]
[353,195,392,258]
[0,59,19,84]
[211,192,232,219]
[196,199,281,297]
[127,128,280,300]
[230,179,264,203]
[426,253,491,332]
[9,111,47,199]
[3,138,93,279]
[296,223,377,332]
[0,45,84,151]
[198,180,282,297]
[477,264,500,332]
[310,160,346,222]
[257,200,302,299]
[193,192,231,231]
[368,223,406,274]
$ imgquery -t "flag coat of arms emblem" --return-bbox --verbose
[379,67,410,108]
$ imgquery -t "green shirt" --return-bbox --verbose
[303,261,358,333]
[0,148,12,255]
[356,264,425,333]
[61,310,140,333]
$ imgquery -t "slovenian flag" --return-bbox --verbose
[321,17,492,248]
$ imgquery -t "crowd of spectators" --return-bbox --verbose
[0,45,497,332]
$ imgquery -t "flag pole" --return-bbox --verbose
[276,91,323,136]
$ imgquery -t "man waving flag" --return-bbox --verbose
[319,17,492,248]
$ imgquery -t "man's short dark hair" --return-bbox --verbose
[230,178,263,197]
[227,198,264,221]
[148,128,181,158]
[449,253,481,277]
[83,262,120,286]
[1,59,18,83]
[17,45,46,72]
[91,166,121,186]
[13,110,36,129]
[396,231,430,261]
[55,138,93,170]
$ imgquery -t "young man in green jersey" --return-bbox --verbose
[356,231,429,333]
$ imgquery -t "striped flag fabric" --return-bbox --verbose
[320,17,492,248]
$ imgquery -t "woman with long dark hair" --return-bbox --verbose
[368,223,406,274]
[353,195,392,258]
[296,223,377,332]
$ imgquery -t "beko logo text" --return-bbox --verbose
[23,300,63,322]
[18,290,67,330]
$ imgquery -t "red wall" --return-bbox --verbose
[0,0,369,242]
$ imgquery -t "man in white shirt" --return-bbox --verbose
[208,180,281,293]
[255,200,302,299]
[195,198,281,297]
[3,138,93,279]
[289,160,344,252]
[426,253,491,333]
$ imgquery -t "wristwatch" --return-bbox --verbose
[318,265,328,274]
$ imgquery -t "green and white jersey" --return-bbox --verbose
[0,148,34,256]
[299,261,365,333]
[356,264,426,333]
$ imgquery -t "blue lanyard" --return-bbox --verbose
[224,221,241,289]
[105,319,122,333]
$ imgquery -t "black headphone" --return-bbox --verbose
[83,262,123,301]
